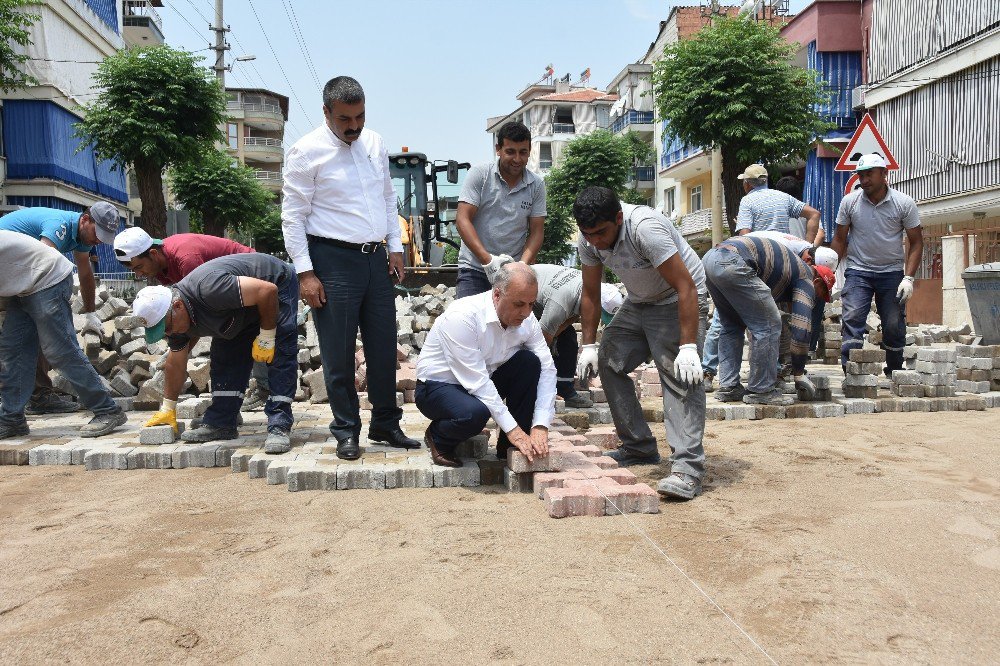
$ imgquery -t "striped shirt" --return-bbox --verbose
[716,235,816,371]
[735,185,806,234]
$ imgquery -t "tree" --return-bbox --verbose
[76,46,227,237]
[541,130,649,264]
[652,16,833,234]
[248,206,287,258]
[170,146,275,238]
[0,0,38,93]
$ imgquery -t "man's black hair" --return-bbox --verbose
[496,121,531,148]
[573,186,621,230]
[774,175,802,199]
[322,76,365,109]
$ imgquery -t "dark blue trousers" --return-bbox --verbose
[415,349,541,451]
[553,326,579,398]
[840,268,907,374]
[203,266,299,431]
[309,241,402,440]
[455,267,492,299]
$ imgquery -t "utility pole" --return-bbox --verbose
[211,0,230,87]
[708,0,724,245]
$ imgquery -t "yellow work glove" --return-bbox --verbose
[252,328,276,364]
[144,399,178,434]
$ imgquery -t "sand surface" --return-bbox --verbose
[1,411,998,664]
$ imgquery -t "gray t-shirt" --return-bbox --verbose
[578,203,706,305]
[532,264,582,337]
[0,230,74,299]
[458,160,546,272]
[168,254,292,351]
[836,187,920,272]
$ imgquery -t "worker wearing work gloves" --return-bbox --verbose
[0,202,120,414]
[454,120,546,298]
[573,187,708,501]
[831,154,923,376]
[703,235,836,406]
[132,254,299,453]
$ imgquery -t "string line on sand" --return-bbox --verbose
[590,480,780,666]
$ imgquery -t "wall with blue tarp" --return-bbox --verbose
[804,151,854,240]
[3,195,127,275]
[808,41,862,128]
[660,120,701,169]
[83,0,119,34]
[2,100,128,203]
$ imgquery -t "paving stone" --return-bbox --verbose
[286,466,333,492]
[891,370,921,385]
[561,412,590,430]
[476,456,505,486]
[916,348,958,362]
[724,404,757,420]
[139,425,177,445]
[843,385,878,399]
[924,384,956,398]
[385,461,434,489]
[230,446,265,472]
[84,446,134,471]
[172,444,221,469]
[29,444,77,465]
[843,373,878,387]
[835,397,877,414]
[503,467,534,493]
[919,372,955,386]
[846,361,883,375]
[544,486,605,518]
[809,375,831,389]
[265,458,309,485]
[602,482,660,515]
[849,348,886,363]
[126,445,176,469]
[583,426,619,450]
[705,405,727,420]
[433,461,481,487]
[915,360,956,374]
[337,463,386,489]
[177,397,211,419]
[0,440,44,465]
[760,405,786,419]
[892,383,925,397]
[455,433,489,460]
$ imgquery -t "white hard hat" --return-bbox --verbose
[854,153,887,172]
[813,246,839,271]
[600,283,625,315]
[132,285,173,343]
[114,226,161,263]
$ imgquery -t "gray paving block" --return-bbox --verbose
[229,446,264,473]
[287,466,333,492]
[919,372,955,386]
[84,447,133,471]
[28,444,75,465]
[266,458,309,485]
[139,425,177,445]
[891,370,921,385]
[172,444,221,468]
[385,462,434,489]
[916,348,957,362]
[455,433,489,460]
[503,467,534,493]
[433,461,481,487]
[177,397,212,419]
[835,397,877,414]
[843,373,878,387]
[127,445,176,469]
[724,404,757,420]
[846,361,883,375]
[337,463,386,489]
[915,360,956,374]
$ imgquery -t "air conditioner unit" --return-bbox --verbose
[851,85,866,110]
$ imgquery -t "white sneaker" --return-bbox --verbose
[657,472,702,500]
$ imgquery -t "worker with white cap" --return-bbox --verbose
[502,263,624,409]
[0,201,120,414]
[132,253,300,453]
[830,153,923,375]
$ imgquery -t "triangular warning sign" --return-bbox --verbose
[834,113,899,171]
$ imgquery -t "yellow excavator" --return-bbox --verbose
[389,150,470,288]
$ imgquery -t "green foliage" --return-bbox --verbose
[542,130,651,264]
[0,0,38,92]
[76,46,226,169]
[442,242,459,265]
[170,146,275,237]
[248,206,286,257]
[652,17,834,229]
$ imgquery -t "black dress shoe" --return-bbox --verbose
[337,436,361,460]
[368,426,422,450]
[424,427,461,468]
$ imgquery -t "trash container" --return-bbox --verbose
[962,262,1000,344]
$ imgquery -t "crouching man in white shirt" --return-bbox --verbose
[415,263,557,467]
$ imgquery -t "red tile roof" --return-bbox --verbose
[537,89,619,103]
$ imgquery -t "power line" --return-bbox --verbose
[163,1,213,50]
[279,0,322,90]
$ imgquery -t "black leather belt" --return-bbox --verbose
[308,234,383,254]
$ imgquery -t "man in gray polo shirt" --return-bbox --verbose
[573,187,708,501]
[831,153,923,375]
[455,121,546,298]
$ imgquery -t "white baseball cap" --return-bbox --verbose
[600,283,625,315]
[132,285,173,343]
[854,153,887,172]
[813,246,839,271]
[114,226,162,263]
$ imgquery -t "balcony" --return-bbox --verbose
[122,1,164,45]
[243,136,283,162]
[253,169,283,192]
[611,110,654,135]
[227,100,285,131]
[627,166,655,191]
[552,123,575,134]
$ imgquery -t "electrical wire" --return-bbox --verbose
[280,0,322,90]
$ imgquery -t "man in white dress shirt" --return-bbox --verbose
[282,76,420,461]
[415,263,555,468]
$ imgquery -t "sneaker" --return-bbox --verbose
[742,389,794,406]
[714,384,746,402]
[0,421,30,439]
[79,410,127,438]
[264,427,291,454]
[562,393,594,409]
[241,387,269,412]
[181,423,239,443]
[657,472,703,500]
[606,447,661,467]
[703,372,716,393]
[25,392,79,415]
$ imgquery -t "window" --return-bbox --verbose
[596,105,610,129]
[539,143,553,170]
[689,185,703,212]
[227,123,239,150]
[553,106,575,134]
[664,188,676,216]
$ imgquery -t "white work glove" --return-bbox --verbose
[483,254,515,283]
[673,343,703,384]
[794,374,817,401]
[576,343,599,382]
[82,312,103,336]
[896,275,914,304]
